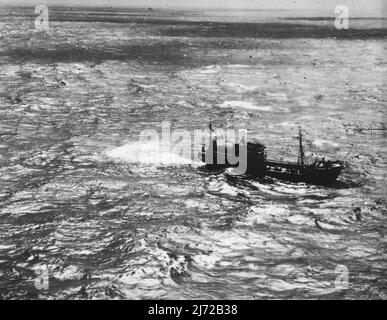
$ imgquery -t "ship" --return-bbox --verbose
[201,124,343,186]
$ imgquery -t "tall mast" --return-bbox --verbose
[209,118,213,141]
[298,126,304,166]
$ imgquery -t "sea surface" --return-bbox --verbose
[0,7,386,299]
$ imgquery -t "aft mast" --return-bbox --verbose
[298,126,305,166]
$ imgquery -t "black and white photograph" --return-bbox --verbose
[0,0,386,303]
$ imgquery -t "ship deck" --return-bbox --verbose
[265,159,303,170]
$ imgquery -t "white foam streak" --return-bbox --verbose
[106,141,198,166]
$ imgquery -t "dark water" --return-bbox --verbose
[0,7,386,299]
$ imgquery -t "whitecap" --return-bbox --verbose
[219,100,273,111]
[312,139,340,148]
[224,82,260,93]
[197,65,221,74]
[266,92,288,101]
[106,141,199,166]
[224,64,251,69]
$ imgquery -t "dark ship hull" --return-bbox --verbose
[200,127,343,186]
[265,160,343,185]
[201,148,343,185]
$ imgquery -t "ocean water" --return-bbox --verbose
[0,7,386,299]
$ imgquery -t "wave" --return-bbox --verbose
[219,100,273,111]
[106,141,200,167]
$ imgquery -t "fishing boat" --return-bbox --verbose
[201,125,343,186]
